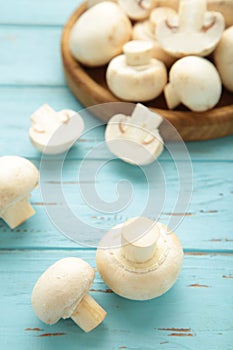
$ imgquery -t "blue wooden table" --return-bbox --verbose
[0,1,233,349]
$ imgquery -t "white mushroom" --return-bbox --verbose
[96,217,183,300]
[133,7,176,66]
[106,40,167,101]
[0,156,39,229]
[118,0,153,20]
[87,0,117,8]
[164,56,222,112]
[156,0,225,58]
[29,104,84,155]
[31,257,107,333]
[69,2,132,67]
[213,26,233,92]
[105,103,163,165]
[151,0,233,28]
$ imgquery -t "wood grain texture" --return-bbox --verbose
[61,2,233,142]
[0,0,79,25]
[0,160,232,251]
[0,250,232,350]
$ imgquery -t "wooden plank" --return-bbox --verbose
[0,250,232,350]
[0,0,81,25]
[0,27,65,85]
[0,87,233,161]
[0,159,232,251]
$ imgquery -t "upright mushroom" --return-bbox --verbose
[32,257,107,333]
[105,103,164,165]
[0,156,39,229]
[29,104,84,155]
[214,26,233,92]
[96,217,184,300]
[164,56,222,111]
[106,40,167,101]
[69,1,132,66]
[156,0,225,57]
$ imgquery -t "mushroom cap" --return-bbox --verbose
[69,1,132,66]
[0,156,39,211]
[31,257,95,325]
[165,56,222,111]
[118,0,152,20]
[156,11,225,57]
[96,219,184,300]
[150,6,177,29]
[106,41,167,101]
[133,20,176,66]
[105,104,164,165]
[29,105,84,155]
[214,26,233,92]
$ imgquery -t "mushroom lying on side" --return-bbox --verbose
[151,0,233,28]
[105,103,164,165]
[133,7,176,66]
[214,26,233,92]
[29,104,84,155]
[164,56,222,112]
[118,0,153,20]
[69,1,132,66]
[156,0,225,57]
[0,156,39,229]
[106,40,167,101]
[96,217,184,300]
[32,257,107,333]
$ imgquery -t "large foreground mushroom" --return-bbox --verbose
[0,156,39,229]
[32,257,107,332]
[96,217,183,300]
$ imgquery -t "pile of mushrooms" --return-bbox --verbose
[69,0,233,112]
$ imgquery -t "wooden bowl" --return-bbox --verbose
[61,2,233,141]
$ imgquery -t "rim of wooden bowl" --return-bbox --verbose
[61,1,233,141]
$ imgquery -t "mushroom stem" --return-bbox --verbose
[121,218,160,263]
[0,195,35,229]
[124,41,153,66]
[164,82,181,109]
[178,0,206,32]
[71,293,106,333]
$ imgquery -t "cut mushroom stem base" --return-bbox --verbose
[0,196,35,229]
[71,293,107,333]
